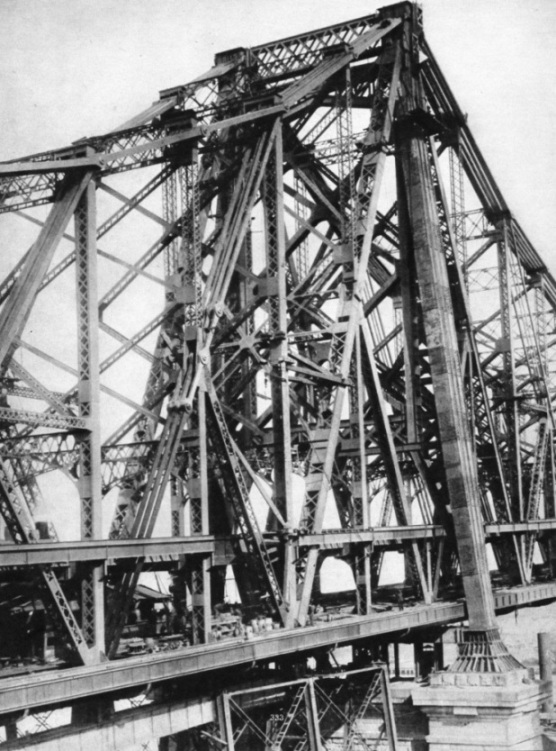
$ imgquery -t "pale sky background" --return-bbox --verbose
[0,0,553,362]
[0,0,555,268]
[0,2,554,420]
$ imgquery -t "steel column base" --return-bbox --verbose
[447,628,524,674]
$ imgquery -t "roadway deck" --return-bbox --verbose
[1,582,554,716]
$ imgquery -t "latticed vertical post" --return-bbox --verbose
[534,276,549,385]
[179,159,202,540]
[162,165,185,540]
[165,168,185,542]
[163,171,178,278]
[497,221,524,525]
[328,66,355,375]
[178,145,211,643]
[354,331,371,614]
[188,388,211,644]
[449,146,467,288]
[294,174,309,281]
[545,416,556,575]
[240,222,258,426]
[396,149,422,443]
[336,65,355,281]
[262,123,296,623]
[337,62,366,544]
[536,277,556,529]
[74,175,105,658]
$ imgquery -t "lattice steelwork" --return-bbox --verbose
[215,666,396,751]
[0,2,555,747]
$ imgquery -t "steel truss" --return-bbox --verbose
[0,0,556,746]
[216,666,397,751]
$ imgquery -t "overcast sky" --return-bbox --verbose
[0,0,555,261]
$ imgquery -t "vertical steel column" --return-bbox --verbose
[354,332,371,613]
[189,387,211,644]
[449,147,467,287]
[534,277,556,523]
[180,161,200,428]
[534,278,556,573]
[239,225,258,430]
[396,156,421,443]
[396,9,497,631]
[497,223,524,525]
[74,177,105,658]
[380,665,399,751]
[393,642,400,678]
[306,679,324,751]
[180,150,211,644]
[339,59,367,608]
[263,124,297,623]
[4,718,17,741]
[294,174,310,281]
[163,171,179,278]
[399,135,497,628]
[218,693,235,751]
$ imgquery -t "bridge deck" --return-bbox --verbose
[1,583,554,716]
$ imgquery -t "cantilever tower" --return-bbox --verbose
[0,2,556,748]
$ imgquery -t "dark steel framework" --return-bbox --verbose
[0,1,556,747]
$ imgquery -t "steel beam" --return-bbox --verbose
[74,179,105,658]
[396,19,497,631]
[0,535,219,566]
[0,171,93,367]
[1,520,553,566]
[1,585,554,717]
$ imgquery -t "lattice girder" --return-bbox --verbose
[0,1,555,669]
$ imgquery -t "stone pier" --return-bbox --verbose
[412,631,551,751]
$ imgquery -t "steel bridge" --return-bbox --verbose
[0,2,555,749]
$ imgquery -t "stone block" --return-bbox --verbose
[413,673,547,750]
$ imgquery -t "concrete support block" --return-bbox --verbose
[413,670,549,751]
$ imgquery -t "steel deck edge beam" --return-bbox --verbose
[1,584,555,715]
[1,520,555,566]
[0,536,219,566]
